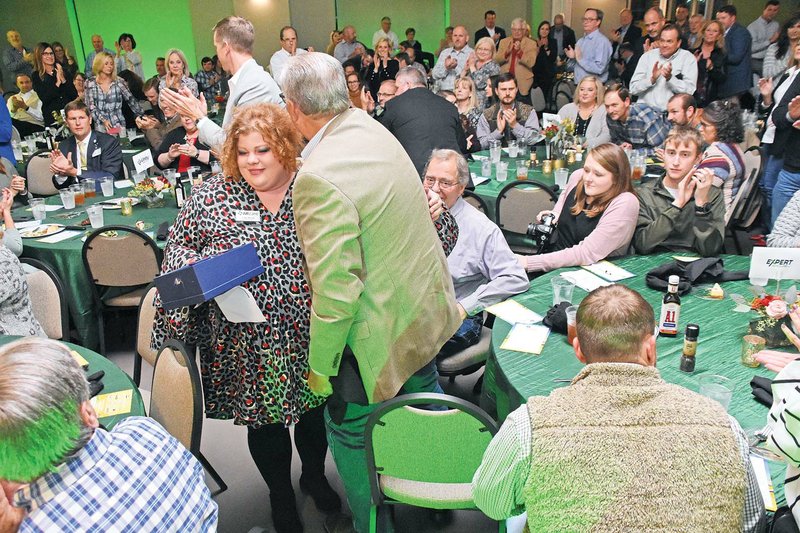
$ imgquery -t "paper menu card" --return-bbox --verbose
[749,455,777,512]
[500,324,551,354]
[582,261,635,282]
[37,230,83,243]
[91,390,133,418]
[559,270,612,292]
[486,300,543,325]
[70,349,89,368]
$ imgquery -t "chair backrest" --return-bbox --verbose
[530,87,546,113]
[149,339,202,455]
[24,150,58,196]
[11,126,21,144]
[82,225,162,288]
[742,146,762,187]
[19,257,68,340]
[496,180,558,234]
[365,393,498,506]
[462,190,490,218]
[136,284,160,367]
[727,149,764,228]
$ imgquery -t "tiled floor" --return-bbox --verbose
[107,343,499,533]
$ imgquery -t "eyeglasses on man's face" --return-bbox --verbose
[423,176,458,189]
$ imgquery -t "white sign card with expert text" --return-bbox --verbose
[750,247,800,281]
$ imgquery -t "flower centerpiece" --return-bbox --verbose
[749,286,797,347]
[543,125,559,160]
[128,176,172,208]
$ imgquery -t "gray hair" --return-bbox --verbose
[282,52,350,117]
[396,66,426,88]
[511,18,527,29]
[425,148,471,186]
[0,338,92,465]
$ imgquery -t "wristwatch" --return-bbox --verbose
[694,203,711,216]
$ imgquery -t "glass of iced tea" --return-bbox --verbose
[566,306,578,345]
[83,178,96,198]
[70,184,85,206]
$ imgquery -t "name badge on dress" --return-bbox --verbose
[91,148,102,157]
[234,209,260,223]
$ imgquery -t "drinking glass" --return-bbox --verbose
[698,374,735,411]
[551,276,575,306]
[495,161,508,182]
[162,169,177,187]
[211,160,222,174]
[70,184,85,206]
[30,198,46,221]
[516,160,529,180]
[508,140,519,158]
[555,168,569,189]
[741,335,765,368]
[99,177,114,197]
[127,128,137,139]
[489,140,501,164]
[565,306,578,345]
[83,178,96,198]
[59,189,75,209]
[118,127,128,139]
[86,205,104,229]
[481,159,492,177]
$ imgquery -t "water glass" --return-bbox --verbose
[211,160,222,175]
[118,127,128,139]
[508,140,519,158]
[565,306,578,345]
[162,169,177,187]
[489,140,501,164]
[551,276,575,306]
[495,161,508,182]
[86,205,104,229]
[30,198,46,221]
[59,189,75,209]
[12,140,22,161]
[133,171,146,184]
[127,128,137,139]
[555,168,569,189]
[698,374,735,411]
[516,160,529,180]
[99,177,114,197]
[741,335,765,368]
[480,159,492,177]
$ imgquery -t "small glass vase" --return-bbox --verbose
[140,192,165,209]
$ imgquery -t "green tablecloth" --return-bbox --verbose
[482,252,791,503]
[0,335,146,428]
[13,188,177,350]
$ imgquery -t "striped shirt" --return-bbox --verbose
[765,359,800,523]
[699,141,746,216]
[473,401,765,532]
[14,417,218,532]
[84,77,143,130]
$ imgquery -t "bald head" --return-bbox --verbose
[452,25,469,50]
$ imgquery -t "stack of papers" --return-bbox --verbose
[582,261,635,282]
[500,323,551,355]
[560,270,612,292]
[486,300,542,324]
[91,390,133,418]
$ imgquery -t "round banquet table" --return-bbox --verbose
[12,186,178,350]
[0,335,146,428]
[481,252,793,502]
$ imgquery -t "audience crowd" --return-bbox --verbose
[1,3,798,533]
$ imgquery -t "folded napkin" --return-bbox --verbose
[750,375,773,407]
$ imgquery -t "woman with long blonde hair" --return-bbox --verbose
[694,20,727,107]
[516,143,639,273]
[557,75,610,147]
[325,29,342,56]
[83,51,143,132]
[159,48,199,97]
[364,37,398,100]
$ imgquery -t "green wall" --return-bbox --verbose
[69,0,198,79]
[335,0,446,53]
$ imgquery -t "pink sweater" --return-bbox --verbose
[525,170,640,272]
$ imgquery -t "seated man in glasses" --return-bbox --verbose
[422,149,528,355]
[0,337,218,531]
[472,284,765,532]
[48,99,122,189]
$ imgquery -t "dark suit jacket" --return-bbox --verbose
[770,72,800,166]
[719,23,752,98]
[613,24,642,57]
[377,87,467,176]
[475,26,507,44]
[53,131,123,189]
[552,25,576,56]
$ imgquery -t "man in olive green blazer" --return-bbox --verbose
[284,53,460,533]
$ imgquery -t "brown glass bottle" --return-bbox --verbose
[658,275,681,337]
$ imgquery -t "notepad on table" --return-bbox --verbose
[69,349,89,368]
[91,390,133,418]
[582,261,635,282]
[500,323,551,354]
[486,300,542,325]
[560,270,612,292]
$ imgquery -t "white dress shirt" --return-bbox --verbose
[269,47,308,86]
[629,48,699,110]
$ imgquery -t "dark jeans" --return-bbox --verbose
[438,315,483,357]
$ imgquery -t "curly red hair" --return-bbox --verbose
[221,103,303,179]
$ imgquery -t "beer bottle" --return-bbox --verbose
[174,174,186,208]
[659,275,681,337]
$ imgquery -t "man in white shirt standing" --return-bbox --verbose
[748,0,780,76]
[7,73,44,137]
[432,25,472,91]
[372,17,399,50]
[629,24,698,111]
[270,26,311,86]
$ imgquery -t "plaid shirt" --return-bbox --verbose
[84,78,143,130]
[14,417,218,532]
[194,70,219,100]
[606,102,670,156]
